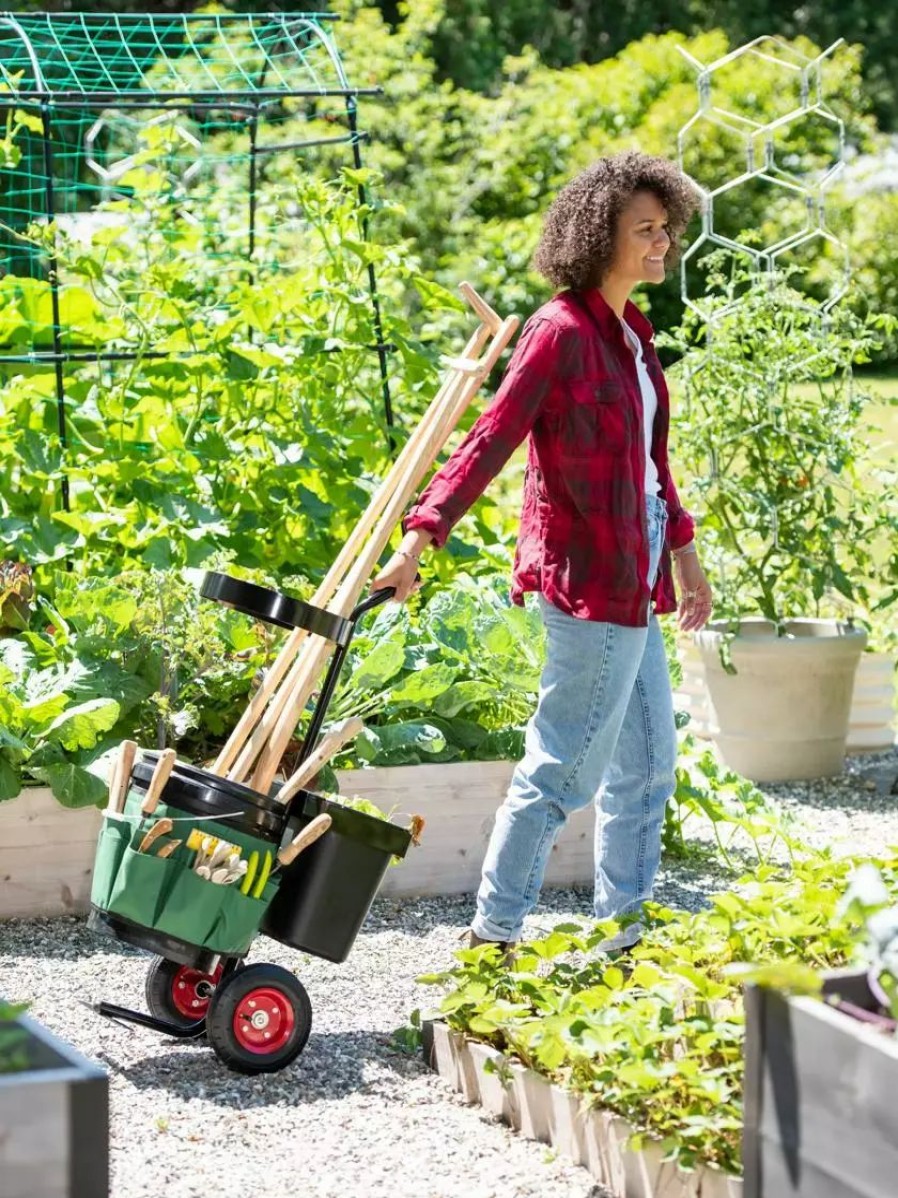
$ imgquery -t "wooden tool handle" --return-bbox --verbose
[218,292,510,784]
[105,752,123,815]
[248,314,519,793]
[277,813,332,866]
[138,818,173,854]
[141,748,177,815]
[459,281,502,333]
[110,740,138,814]
[275,716,365,808]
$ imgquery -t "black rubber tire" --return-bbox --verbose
[144,956,218,1029]
[205,962,312,1075]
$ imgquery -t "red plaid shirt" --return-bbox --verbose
[405,288,695,627]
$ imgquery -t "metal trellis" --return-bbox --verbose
[0,11,394,517]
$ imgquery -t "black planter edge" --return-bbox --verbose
[742,969,898,1198]
[0,1015,109,1198]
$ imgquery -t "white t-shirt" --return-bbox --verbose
[620,318,661,498]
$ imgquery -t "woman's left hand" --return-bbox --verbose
[675,552,713,633]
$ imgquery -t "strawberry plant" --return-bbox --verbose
[419,851,887,1174]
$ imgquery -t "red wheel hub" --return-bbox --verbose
[171,964,222,1020]
[233,987,296,1054]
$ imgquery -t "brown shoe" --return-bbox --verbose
[462,929,517,961]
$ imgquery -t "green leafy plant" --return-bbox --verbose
[837,862,898,1020]
[0,566,278,802]
[662,734,800,867]
[0,136,454,590]
[391,1006,423,1054]
[419,850,886,1174]
[0,998,32,1076]
[330,573,544,767]
[665,262,897,629]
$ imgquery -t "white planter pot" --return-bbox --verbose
[0,788,103,919]
[427,1021,480,1104]
[849,651,897,752]
[426,1021,743,1198]
[335,760,596,898]
[694,620,867,782]
[583,1107,630,1193]
[508,1060,553,1143]
[678,642,896,755]
[548,1083,588,1167]
[466,1039,516,1123]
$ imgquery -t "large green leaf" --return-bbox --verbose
[347,638,406,692]
[43,698,121,752]
[21,693,70,727]
[34,761,107,809]
[433,680,496,718]
[0,756,21,802]
[356,721,447,765]
[61,660,152,716]
[388,662,456,705]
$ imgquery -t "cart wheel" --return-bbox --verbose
[145,957,223,1028]
[205,962,312,1075]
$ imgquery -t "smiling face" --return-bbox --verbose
[605,189,671,289]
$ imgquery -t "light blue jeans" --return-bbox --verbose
[473,494,676,949]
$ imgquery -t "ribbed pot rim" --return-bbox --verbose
[696,617,866,645]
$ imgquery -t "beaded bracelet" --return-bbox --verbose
[397,549,420,563]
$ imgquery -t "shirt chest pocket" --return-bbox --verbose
[555,379,631,457]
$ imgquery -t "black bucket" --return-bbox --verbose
[134,752,286,842]
[261,792,413,963]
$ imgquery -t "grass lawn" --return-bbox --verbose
[858,374,898,463]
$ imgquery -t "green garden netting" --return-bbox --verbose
[0,12,392,514]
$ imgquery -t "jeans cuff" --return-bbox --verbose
[470,915,521,943]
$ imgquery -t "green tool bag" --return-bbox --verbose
[90,787,281,956]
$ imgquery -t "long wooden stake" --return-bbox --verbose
[213,285,500,780]
[239,313,517,792]
[227,362,473,784]
[248,312,519,795]
[274,716,365,808]
[225,363,473,784]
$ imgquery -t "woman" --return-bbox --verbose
[373,151,713,953]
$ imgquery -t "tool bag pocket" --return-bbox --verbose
[153,867,229,946]
[106,847,178,926]
[205,882,280,956]
[90,819,133,910]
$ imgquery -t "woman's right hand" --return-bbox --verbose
[371,531,434,603]
[370,551,422,604]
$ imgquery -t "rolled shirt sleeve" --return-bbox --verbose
[404,317,565,548]
[663,472,696,551]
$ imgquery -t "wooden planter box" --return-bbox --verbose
[0,788,103,919]
[2,762,595,918]
[336,760,596,898]
[0,1013,108,1198]
[743,971,898,1198]
[423,1019,741,1198]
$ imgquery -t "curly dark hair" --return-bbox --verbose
[532,151,702,290]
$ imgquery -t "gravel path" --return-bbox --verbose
[1,748,895,1198]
